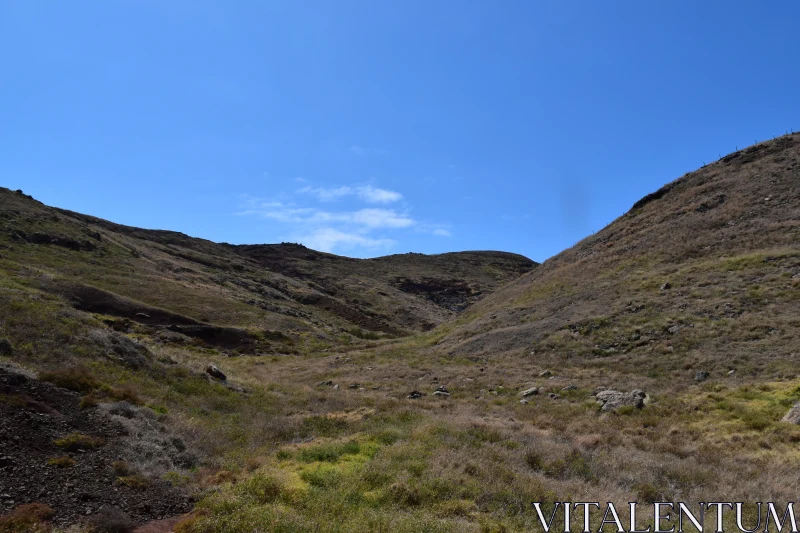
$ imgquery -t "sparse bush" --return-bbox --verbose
[0,503,54,533]
[106,386,143,405]
[86,506,135,533]
[524,449,544,471]
[545,450,595,482]
[348,327,381,340]
[299,463,342,487]
[0,338,13,356]
[111,461,133,477]
[298,440,360,463]
[79,393,99,409]
[237,472,285,504]
[53,433,105,451]
[39,366,100,393]
[47,455,76,468]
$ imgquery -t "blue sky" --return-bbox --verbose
[2,1,799,261]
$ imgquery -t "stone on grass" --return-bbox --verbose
[595,389,647,412]
[781,402,800,424]
[205,364,226,381]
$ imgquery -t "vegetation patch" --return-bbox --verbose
[53,432,105,451]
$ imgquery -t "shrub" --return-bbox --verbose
[545,450,595,482]
[0,503,54,533]
[0,338,13,356]
[299,463,342,487]
[298,440,360,463]
[79,393,99,409]
[39,366,100,393]
[86,506,135,533]
[47,455,76,468]
[111,461,133,477]
[237,472,285,504]
[524,449,544,471]
[53,433,105,451]
[106,386,143,405]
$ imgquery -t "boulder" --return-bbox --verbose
[782,403,800,424]
[519,386,539,398]
[595,389,647,412]
[695,371,710,383]
[205,364,226,381]
[433,386,450,397]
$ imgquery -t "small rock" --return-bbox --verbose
[205,364,226,381]
[728,369,736,375]
[519,386,539,398]
[333,384,339,390]
[667,325,681,334]
[519,399,529,405]
[407,391,424,399]
[538,370,553,378]
[317,380,333,387]
[561,385,578,392]
[548,393,561,400]
[135,312,151,319]
[348,383,360,389]
[695,371,710,383]
[660,282,671,290]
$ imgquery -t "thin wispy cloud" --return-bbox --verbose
[302,228,396,253]
[299,184,402,204]
[349,145,366,155]
[238,181,449,255]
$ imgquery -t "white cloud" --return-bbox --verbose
[240,201,413,230]
[238,181,446,255]
[298,184,402,204]
[300,228,395,253]
[298,185,354,201]
[357,185,402,204]
[350,208,413,228]
[349,145,366,155]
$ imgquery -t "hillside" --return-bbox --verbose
[435,132,800,381]
[0,187,535,352]
[1,134,800,532]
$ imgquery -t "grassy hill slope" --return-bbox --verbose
[435,133,800,385]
